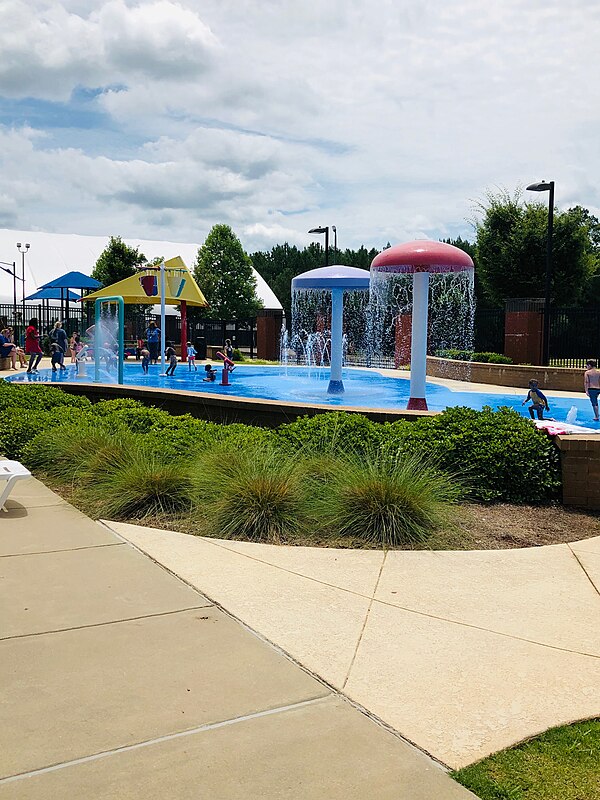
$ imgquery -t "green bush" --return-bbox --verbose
[382,406,561,503]
[435,349,513,365]
[310,451,461,546]
[191,446,309,542]
[274,411,384,456]
[0,409,63,460]
[0,382,92,412]
[232,348,245,362]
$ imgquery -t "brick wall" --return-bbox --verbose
[555,435,600,510]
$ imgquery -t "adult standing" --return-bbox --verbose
[584,360,600,422]
[25,318,43,374]
[145,320,160,365]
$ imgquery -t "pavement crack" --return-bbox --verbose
[568,544,600,599]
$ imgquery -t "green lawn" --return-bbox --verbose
[452,718,600,800]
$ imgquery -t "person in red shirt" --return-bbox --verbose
[25,318,43,374]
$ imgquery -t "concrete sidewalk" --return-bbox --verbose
[105,521,600,769]
[0,478,474,799]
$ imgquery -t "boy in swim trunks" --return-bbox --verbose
[522,379,550,420]
[584,360,600,421]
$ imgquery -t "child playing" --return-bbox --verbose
[187,342,197,371]
[522,379,550,420]
[140,348,150,374]
[50,343,66,371]
[165,346,178,376]
[203,363,217,382]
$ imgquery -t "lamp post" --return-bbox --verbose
[308,226,329,267]
[332,226,337,264]
[526,181,554,366]
[0,261,23,341]
[16,243,30,336]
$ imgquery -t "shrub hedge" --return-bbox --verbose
[435,349,513,364]
[2,382,561,506]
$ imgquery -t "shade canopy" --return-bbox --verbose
[81,256,208,307]
[371,240,474,274]
[25,288,81,302]
[39,271,102,290]
[292,265,371,290]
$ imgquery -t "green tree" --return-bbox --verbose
[473,189,599,306]
[91,236,146,287]
[194,225,262,319]
[251,243,380,320]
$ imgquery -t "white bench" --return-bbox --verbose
[0,460,32,512]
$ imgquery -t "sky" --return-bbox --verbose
[0,0,598,257]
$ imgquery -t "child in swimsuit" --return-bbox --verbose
[522,380,549,420]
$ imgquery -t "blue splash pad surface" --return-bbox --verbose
[5,364,600,429]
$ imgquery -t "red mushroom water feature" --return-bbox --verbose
[371,241,474,410]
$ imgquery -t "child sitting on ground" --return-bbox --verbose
[203,363,217,382]
[140,348,150,374]
[165,346,178,376]
[522,379,550,420]
[187,342,197,371]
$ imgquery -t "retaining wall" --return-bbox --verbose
[427,356,586,392]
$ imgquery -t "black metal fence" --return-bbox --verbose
[473,308,505,354]
[550,308,600,368]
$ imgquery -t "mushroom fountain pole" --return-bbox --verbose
[407,270,430,410]
[370,241,474,412]
[291,265,371,395]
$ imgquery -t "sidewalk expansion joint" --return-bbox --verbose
[0,695,331,785]
[0,605,214,642]
[0,543,124,559]
[342,550,388,690]
[147,533,600,661]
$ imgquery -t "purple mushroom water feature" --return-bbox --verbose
[290,265,371,394]
[370,241,475,409]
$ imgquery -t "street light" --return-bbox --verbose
[308,226,329,267]
[526,181,554,366]
[0,261,23,334]
[16,242,30,335]
[332,226,337,264]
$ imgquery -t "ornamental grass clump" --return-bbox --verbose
[192,446,309,543]
[313,452,461,547]
[86,442,194,519]
[22,421,133,482]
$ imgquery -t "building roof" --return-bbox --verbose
[0,228,283,310]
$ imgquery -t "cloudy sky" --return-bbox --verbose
[0,0,598,255]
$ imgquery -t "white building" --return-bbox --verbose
[0,228,282,312]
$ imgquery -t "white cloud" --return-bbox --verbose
[0,0,598,253]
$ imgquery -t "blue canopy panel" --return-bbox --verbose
[25,287,81,301]
[39,271,102,290]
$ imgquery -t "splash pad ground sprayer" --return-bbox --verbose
[93,297,124,385]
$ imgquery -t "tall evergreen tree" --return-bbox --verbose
[194,225,262,319]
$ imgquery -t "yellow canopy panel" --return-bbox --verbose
[81,256,208,307]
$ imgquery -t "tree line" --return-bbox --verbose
[91,188,600,321]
